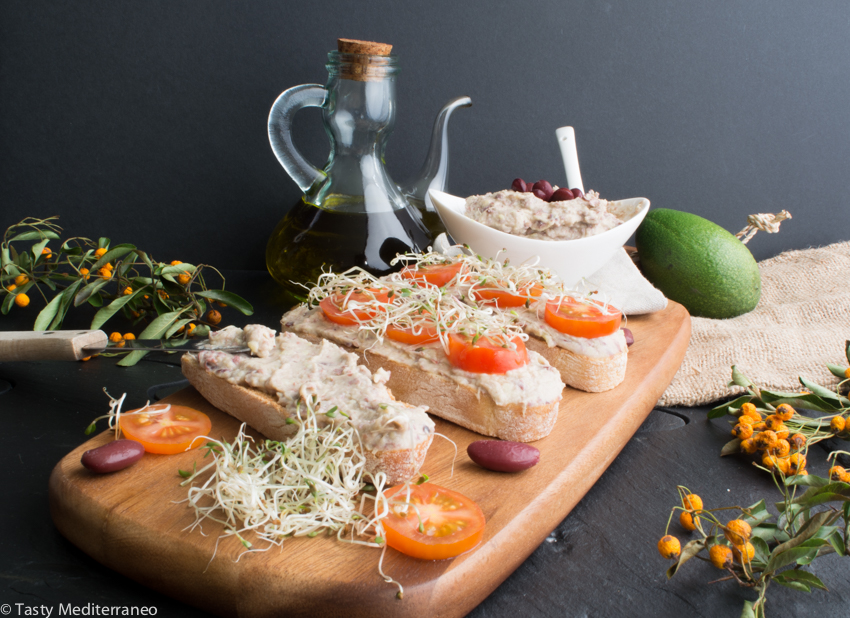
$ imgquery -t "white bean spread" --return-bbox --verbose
[196,328,434,453]
[282,305,565,408]
[465,189,635,241]
[515,304,628,358]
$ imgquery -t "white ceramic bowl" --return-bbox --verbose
[428,189,650,287]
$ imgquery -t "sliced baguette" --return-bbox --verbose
[181,354,432,485]
[524,336,628,393]
[282,316,562,442]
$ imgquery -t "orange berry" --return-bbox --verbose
[187,323,196,335]
[123,286,133,295]
[762,452,778,470]
[840,472,850,484]
[737,414,755,426]
[775,429,789,441]
[772,439,790,458]
[14,293,30,307]
[724,519,752,545]
[764,415,784,430]
[788,453,806,473]
[80,356,92,362]
[14,274,29,286]
[41,247,52,257]
[217,301,228,307]
[709,544,733,569]
[740,438,758,454]
[6,284,16,292]
[95,247,108,258]
[830,416,846,434]
[207,309,222,325]
[774,457,791,475]
[682,493,703,511]
[789,433,806,450]
[123,333,135,341]
[775,403,795,421]
[740,402,757,417]
[679,511,697,531]
[752,422,767,432]
[828,465,846,481]
[657,535,681,559]
[732,541,755,564]
[845,368,850,379]
[98,267,112,280]
[109,332,123,343]
[177,272,191,285]
[732,423,754,440]
[80,268,90,279]
[754,430,776,450]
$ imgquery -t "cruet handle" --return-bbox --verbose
[267,84,328,192]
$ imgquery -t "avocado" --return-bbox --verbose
[635,208,761,319]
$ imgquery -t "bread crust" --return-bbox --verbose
[525,336,628,393]
[287,331,559,443]
[181,354,432,484]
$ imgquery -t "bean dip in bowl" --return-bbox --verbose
[428,188,650,287]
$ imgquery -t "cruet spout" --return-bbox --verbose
[402,96,472,202]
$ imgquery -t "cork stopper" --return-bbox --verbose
[336,38,393,82]
[337,38,393,56]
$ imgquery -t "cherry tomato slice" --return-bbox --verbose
[543,297,622,338]
[119,404,212,455]
[319,288,390,326]
[401,261,464,287]
[470,282,544,308]
[446,332,529,374]
[386,323,440,345]
[382,482,485,560]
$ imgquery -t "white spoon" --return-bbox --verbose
[555,126,585,195]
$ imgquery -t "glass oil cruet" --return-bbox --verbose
[266,38,471,300]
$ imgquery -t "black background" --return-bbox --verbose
[2,0,849,269]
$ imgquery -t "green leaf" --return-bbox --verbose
[708,395,754,419]
[1,291,16,315]
[730,365,754,388]
[161,263,196,276]
[98,237,110,248]
[165,318,194,339]
[90,244,136,272]
[740,600,757,618]
[759,390,841,413]
[846,340,850,365]
[74,278,110,307]
[49,279,83,330]
[800,376,849,405]
[31,238,50,261]
[9,230,60,242]
[774,568,828,591]
[196,290,254,316]
[91,289,144,330]
[773,578,811,593]
[750,536,771,562]
[87,292,104,308]
[827,364,849,379]
[764,546,820,574]
[665,539,704,579]
[720,438,742,457]
[33,293,65,330]
[786,474,830,489]
[1,246,11,269]
[750,523,790,544]
[116,349,149,367]
[827,529,846,557]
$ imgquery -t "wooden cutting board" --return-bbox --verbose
[49,301,690,618]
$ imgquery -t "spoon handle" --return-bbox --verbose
[555,127,585,195]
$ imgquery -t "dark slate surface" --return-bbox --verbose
[2,271,849,617]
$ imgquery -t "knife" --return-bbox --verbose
[0,330,250,362]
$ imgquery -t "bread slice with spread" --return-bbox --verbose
[281,273,565,442]
[181,325,434,484]
[393,251,629,393]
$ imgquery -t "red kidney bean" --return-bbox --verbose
[467,440,540,472]
[532,180,554,201]
[622,327,634,346]
[550,187,575,202]
[572,188,584,199]
[81,439,145,473]
[511,178,529,192]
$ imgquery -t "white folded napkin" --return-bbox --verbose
[433,234,667,316]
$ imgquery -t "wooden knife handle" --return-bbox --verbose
[0,330,108,361]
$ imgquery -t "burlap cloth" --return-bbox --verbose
[658,240,850,407]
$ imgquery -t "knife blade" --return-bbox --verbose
[0,330,249,362]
